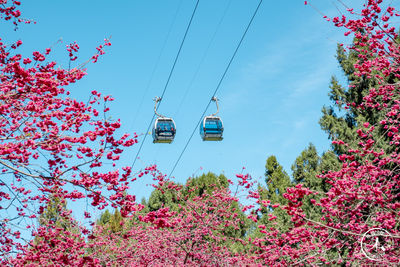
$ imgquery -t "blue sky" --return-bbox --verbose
[5,0,378,205]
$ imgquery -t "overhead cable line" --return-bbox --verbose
[131,0,201,170]
[152,0,231,165]
[168,0,263,179]
[129,0,184,133]
[173,0,233,118]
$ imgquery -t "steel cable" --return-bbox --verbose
[168,0,263,178]
[131,0,201,169]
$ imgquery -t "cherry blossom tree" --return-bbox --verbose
[249,1,400,264]
[0,0,142,264]
[89,184,253,266]
[1,0,400,265]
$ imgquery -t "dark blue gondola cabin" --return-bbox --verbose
[153,118,176,143]
[200,116,223,141]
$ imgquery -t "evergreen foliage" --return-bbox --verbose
[147,181,182,212]
[291,143,336,193]
[320,44,394,155]
[183,172,229,199]
[258,156,292,231]
[38,195,77,233]
[145,172,229,212]
[97,209,124,233]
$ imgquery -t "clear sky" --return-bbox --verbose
[5,0,381,204]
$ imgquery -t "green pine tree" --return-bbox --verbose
[145,172,229,212]
[147,181,182,212]
[97,209,124,233]
[183,172,229,199]
[182,172,249,250]
[291,143,336,192]
[320,43,395,155]
[33,194,80,248]
[291,144,337,221]
[258,156,292,232]
[38,195,78,233]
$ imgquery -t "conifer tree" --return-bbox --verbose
[258,156,292,231]
[319,43,394,154]
[291,144,329,221]
[147,181,182,212]
[26,195,83,264]
[183,172,229,199]
[37,195,78,233]
[97,209,124,233]
[145,172,229,212]
[146,172,248,238]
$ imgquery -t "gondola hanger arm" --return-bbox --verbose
[210,96,219,117]
[153,96,165,118]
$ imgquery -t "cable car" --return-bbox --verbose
[152,96,176,144]
[200,116,223,141]
[153,117,176,143]
[200,96,223,141]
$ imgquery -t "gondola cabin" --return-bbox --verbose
[153,118,176,143]
[200,116,223,141]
